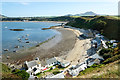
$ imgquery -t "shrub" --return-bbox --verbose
[103,54,120,64]
[13,70,30,80]
[52,71,61,75]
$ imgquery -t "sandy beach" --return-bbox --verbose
[2,26,92,66]
[2,27,76,64]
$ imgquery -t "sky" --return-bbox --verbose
[1,1,119,17]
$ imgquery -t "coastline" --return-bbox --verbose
[0,21,68,24]
[2,25,92,66]
[2,27,76,64]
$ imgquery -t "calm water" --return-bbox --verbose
[2,22,60,53]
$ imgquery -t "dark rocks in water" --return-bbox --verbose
[26,34,29,37]
[42,28,51,30]
[22,36,25,38]
[10,29,24,31]
[14,46,19,48]
[22,46,24,47]
[25,38,28,40]
[26,41,30,43]
[13,50,17,53]
[4,49,9,51]
[6,56,10,59]
[18,38,21,40]
[36,45,40,47]
[18,40,22,42]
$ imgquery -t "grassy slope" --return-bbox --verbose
[66,16,120,78]
[1,63,21,79]
[78,60,120,78]
[66,16,120,41]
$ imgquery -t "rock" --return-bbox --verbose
[10,29,24,31]
[6,56,10,59]
[26,41,30,43]
[13,50,17,53]
[25,38,28,40]
[14,46,19,48]
[4,49,9,51]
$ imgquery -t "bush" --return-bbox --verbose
[103,54,120,64]
[13,70,30,80]
[52,71,61,75]
[92,20,107,31]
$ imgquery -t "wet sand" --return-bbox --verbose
[2,28,76,64]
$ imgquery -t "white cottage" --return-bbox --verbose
[24,57,41,75]
[68,62,87,77]
[56,57,70,67]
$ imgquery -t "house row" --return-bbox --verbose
[23,57,70,75]
[68,62,87,77]
[91,34,108,49]
[67,53,104,77]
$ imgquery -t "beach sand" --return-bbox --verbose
[2,28,76,64]
[58,27,92,65]
[2,26,92,66]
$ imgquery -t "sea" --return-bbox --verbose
[2,22,60,54]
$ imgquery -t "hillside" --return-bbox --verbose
[1,63,30,80]
[78,60,120,78]
[66,16,120,41]
[1,63,21,79]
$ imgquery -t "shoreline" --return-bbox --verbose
[2,25,93,66]
[2,27,76,64]
[0,21,68,24]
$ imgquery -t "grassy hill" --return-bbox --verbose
[66,16,120,41]
[77,60,120,78]
[1,63,21,79]
[1,63,30,80]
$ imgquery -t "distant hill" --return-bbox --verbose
[65,11,98,16]
[75,11,97,16]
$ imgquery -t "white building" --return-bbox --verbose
[24,57,41,75]
[56,57,70,68]
[68,62,87,77]
[110,40,116,43]
[86,54,104,67]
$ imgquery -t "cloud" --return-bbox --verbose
[20,2,29,5]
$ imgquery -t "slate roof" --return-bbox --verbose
[40,60,47,67]
[46,57,57,65]
[56,57,70,64]
[26,60,40,68]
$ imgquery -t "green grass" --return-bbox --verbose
[1,63,22,79]
[78,64,105,76]
[36,72,45,78]
[52,71,61,75]
[2,63,11,74]
[91,70,120,78]
[66,16,120,41]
